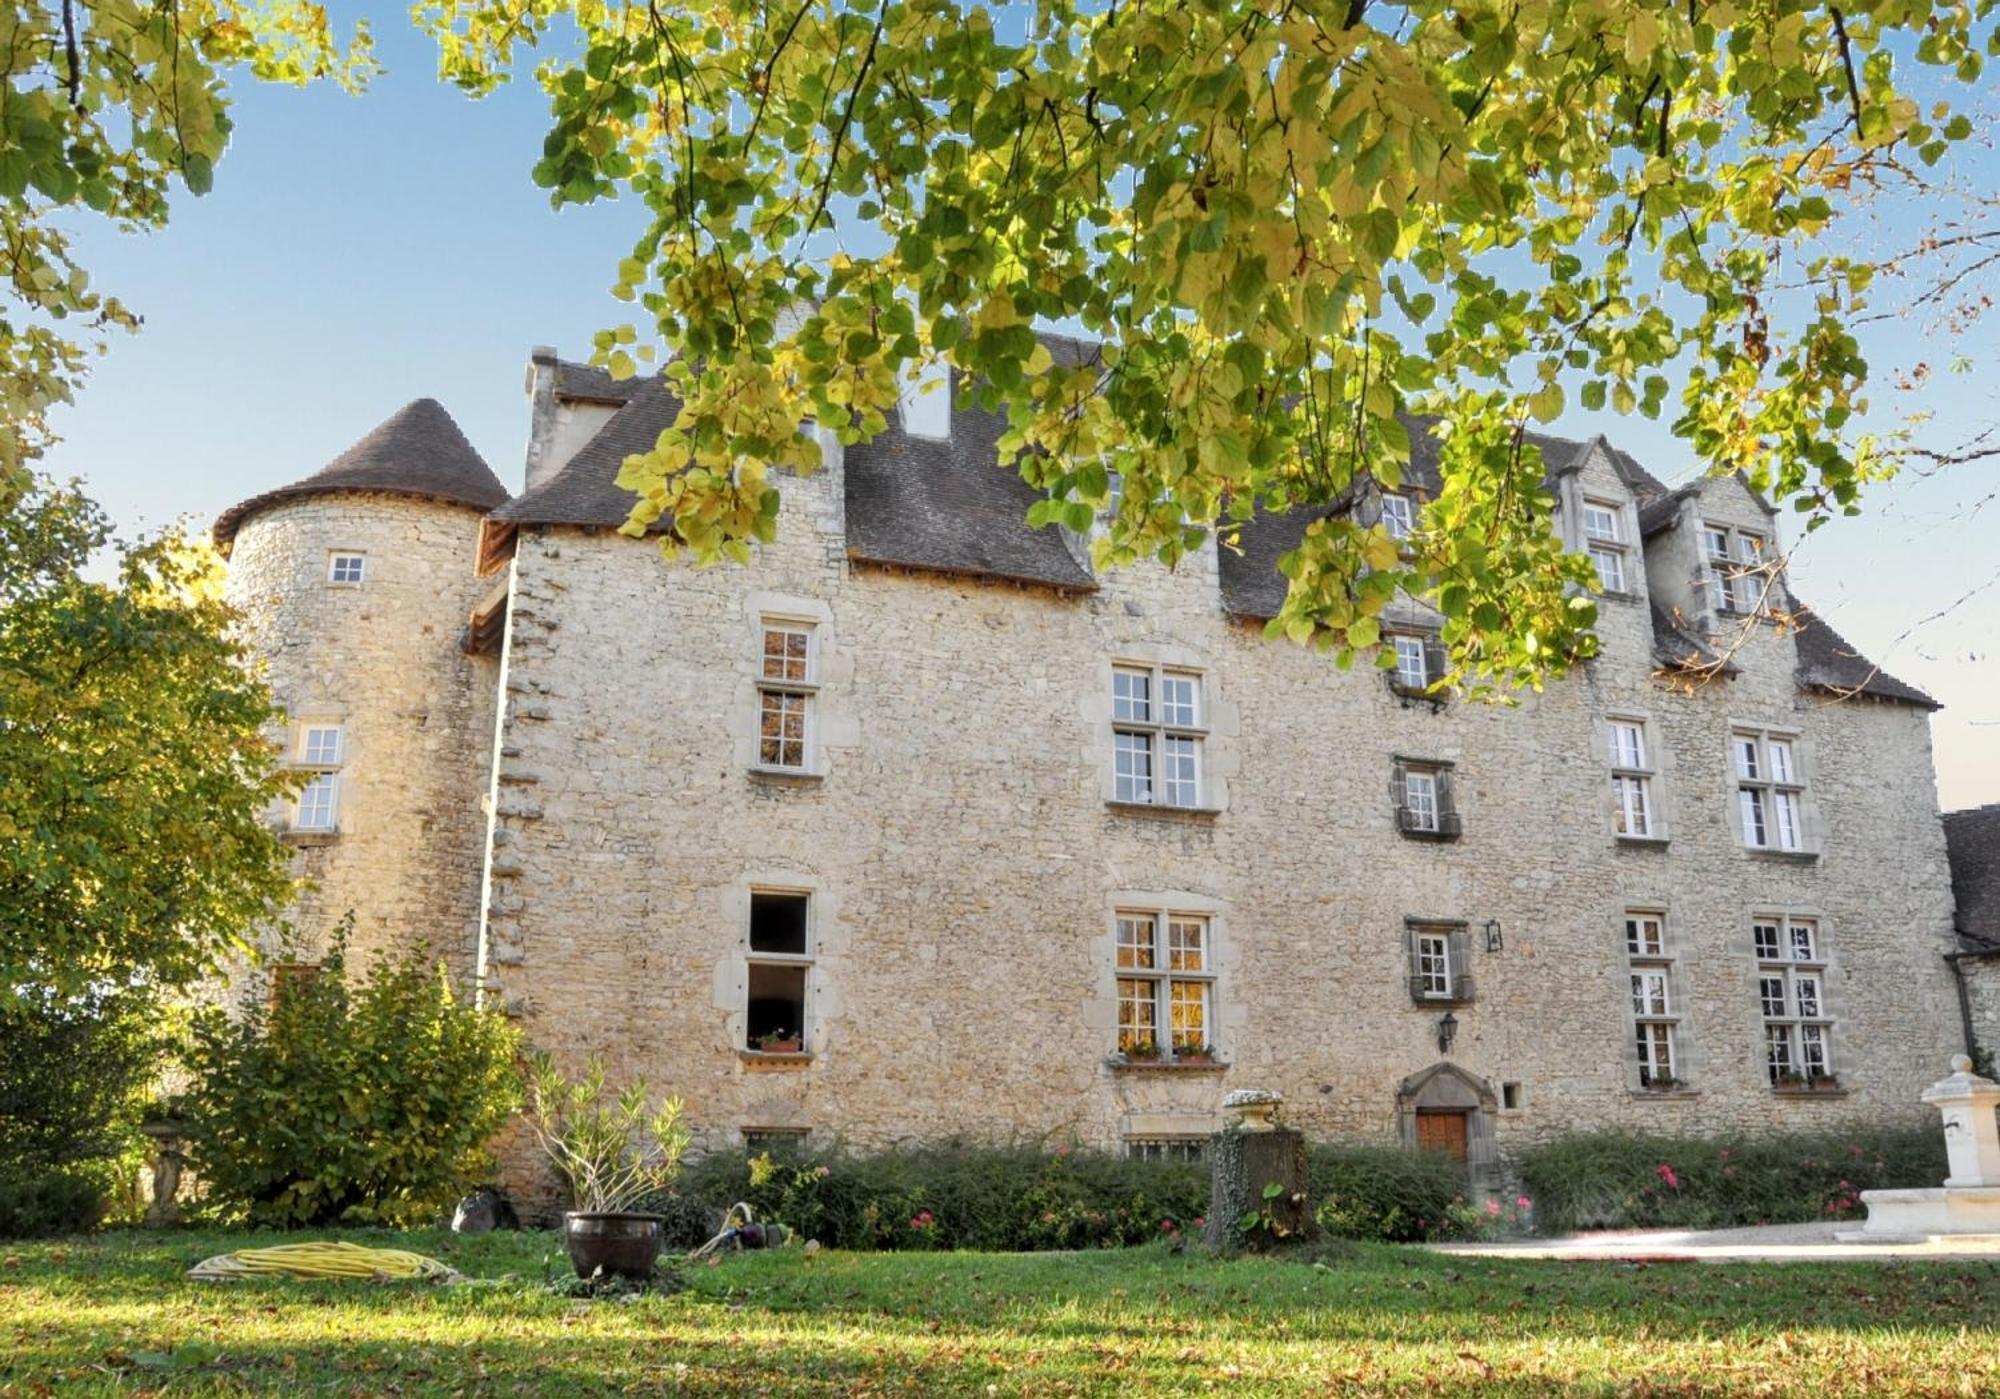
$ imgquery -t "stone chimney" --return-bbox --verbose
[522,346,563,496]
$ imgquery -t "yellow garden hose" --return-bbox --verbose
[188,1241,462,1283]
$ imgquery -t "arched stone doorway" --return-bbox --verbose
[1396,1063,1502,1193]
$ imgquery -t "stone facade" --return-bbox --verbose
[217,370,1976,1191]
[223,494,500,978]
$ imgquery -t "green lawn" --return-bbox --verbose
[4,1229,1998,1395]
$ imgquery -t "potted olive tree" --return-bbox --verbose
[525,1052,693,1279]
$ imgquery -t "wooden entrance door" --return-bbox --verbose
[1414,1109,1469,1162]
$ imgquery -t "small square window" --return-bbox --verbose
[1501,1082,1522,1111]
[328,553,366,585]
[301,725,342,767]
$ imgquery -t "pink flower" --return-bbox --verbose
[1192,1216,1205,1229]
[1516,1196,1532,1210]
[1657,1163,1680,1190]
[1484,1200,1502,1216]
[1159,1219,1177,1232]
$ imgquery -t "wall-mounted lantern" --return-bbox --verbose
[1436,1011,1459,1055]
[1484,919,1504,954]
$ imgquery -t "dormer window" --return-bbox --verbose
[1581,500,1628,595]
[328,552,366,586]
[1380,493,1416,540]
[1703,525,1767,615]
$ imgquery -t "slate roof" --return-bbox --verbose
[493,376,678,527]
[1650,602,1737,676]
[553,359,646,406]
[1791,604,1937,709]
[214,398,509,551]
[1945,803,2000,946]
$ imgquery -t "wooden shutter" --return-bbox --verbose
[1447,928,1473,1003]
[1422,639,1449,691]
[1405,926,1426,1003]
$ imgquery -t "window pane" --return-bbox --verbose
[329,553,365,584]
[1161,735,1200,807]
[1116,915,1156,970]
[1393,636,1427,689]
[1609,722,1645,769]
[1614,775,1650,837]
[1114,730,1154,802]
[1112,668,1152,723]
[1417,934,1450,997]
[746,962,807,1049]
[1753,922,1781,961]
[760,691,808,767]
[1638,1023,1674,1084]
[1160,673,1199,727]
[302,726,342,766]
[1739,787,1767,846]
[1381,494,1415,539]
[1789,920,1817,962]
[762,625,812,682]
[1405,771,1438,830]
[1631,971,1670,1017]
[1705,528,1731,561]
[1590,546,1625,593]
[1734,736,1761,779]
[1169,979,1209,1046]
[1765,1024,1795,1081]
[1626,917,1662,957]
[1167,918,1206,972]
[295,774,338,831]
[1117,978,1158,1050]
[1795,974,1822,1019]
[1800,1023,1830,1077]
[1759,976,1788,1018]
[749,892,809,955]
[1768,739,1795,784]
[1583,504,1619,542]
[1773,790,1802,851]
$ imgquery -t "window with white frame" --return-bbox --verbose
[1734,730,1807,852]
[755,619,816,770]
[1624,912,1680,1088]
[1606,718,1657,839]
[746,891,812,1052]
[1387,632,1447,698]
[1703,524,1768,614]
[1380,492,1416,541]
[292,723,343,832]
[1111,664,1205,807]
[1753,916,1833,1085]
[1125,1136,1207,1164]
[1406,923,1473,1004]
[1393,758,1460,838]
[327,552,366,586]
[1581,500,1629,594]
[1115,909,1215,1059]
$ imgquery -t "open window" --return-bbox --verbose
[746,891,811,1053]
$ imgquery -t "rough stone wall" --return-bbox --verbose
[1962,955,2000,1072]
[479,447,1960,1181]
[224,494,499,982]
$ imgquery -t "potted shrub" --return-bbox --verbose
[755,1028,803,1055]
[1173,1041,1218,1066]
[1122,1038,1162,1062]
[525,1052,693,1279]
[1642,1072,1681,1092]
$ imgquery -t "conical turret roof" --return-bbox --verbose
[213,398,509,551]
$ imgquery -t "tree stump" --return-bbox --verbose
[1203,1125,1313,1252]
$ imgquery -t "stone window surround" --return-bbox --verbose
[1728,723,1818,860]
[1113,906,1217,1062]
[717,871,849,1066]
[1581,496,1633,597]
[1556,466,1640,605]
[1752,909,1842,1091]
[1600,711,1670,846]
[327,550,367,587]
[1702,521,1771,617]
[1090,645,1233,815]
[1405,919,1474,1006]
[1094,888,1236,1068]
[1392,755,1461,839]
[1110,660,1207,809]
[1385,628,1450,702]
[285,707,349,837]
[1618,907,1696,1095]
[735,592,847,782]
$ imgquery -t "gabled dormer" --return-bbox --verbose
[1638,472,1784,632]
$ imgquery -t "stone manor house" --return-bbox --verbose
[214,345,1979,1188]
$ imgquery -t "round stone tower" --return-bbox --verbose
[214,399,510,981]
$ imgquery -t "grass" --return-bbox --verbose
[4,1229,1999,1395]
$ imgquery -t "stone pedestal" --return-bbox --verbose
[1846,1057,2000,1241]
[140,1120,186,1228]
[1203,1090,1313,1251]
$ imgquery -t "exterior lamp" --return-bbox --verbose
[1484,919,1503,953]
[1436,1011,1459,1055]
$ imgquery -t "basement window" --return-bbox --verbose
[746,891,811,1053]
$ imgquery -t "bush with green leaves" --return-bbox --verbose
[183,928,521,1228]
[1307,1144,1479,1243]
[0,986,169,1237]
[668,1141,1207,1251]
[1520,1125,1946,1234]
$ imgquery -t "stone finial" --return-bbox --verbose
[1222,1088,1283,1132]
[1952,1054,1972,1075]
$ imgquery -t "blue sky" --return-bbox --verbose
[46,7,1999,809]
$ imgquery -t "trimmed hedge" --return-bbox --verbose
[656,1142,1208,1251]
[0,1170,106,1239]
[1519,1125,1945,1233]
[1307,1144,1477,1242]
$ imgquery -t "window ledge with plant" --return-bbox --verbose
[1772,1074,1845,1097]
[1110,1042,1226,1071]
[1744,847,1819,864]
[278,829,340,847]
[739,1048,815,1069]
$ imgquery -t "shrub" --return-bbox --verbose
[1520,1125,1946,1234]
[524,1052,692,1212]
[0,986,167,1237]
[183,928,521,1228]
[674,1142,1208,1251]
[1307,1144,1477,1242]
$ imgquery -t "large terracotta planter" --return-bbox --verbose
[563,1211,665,1279]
